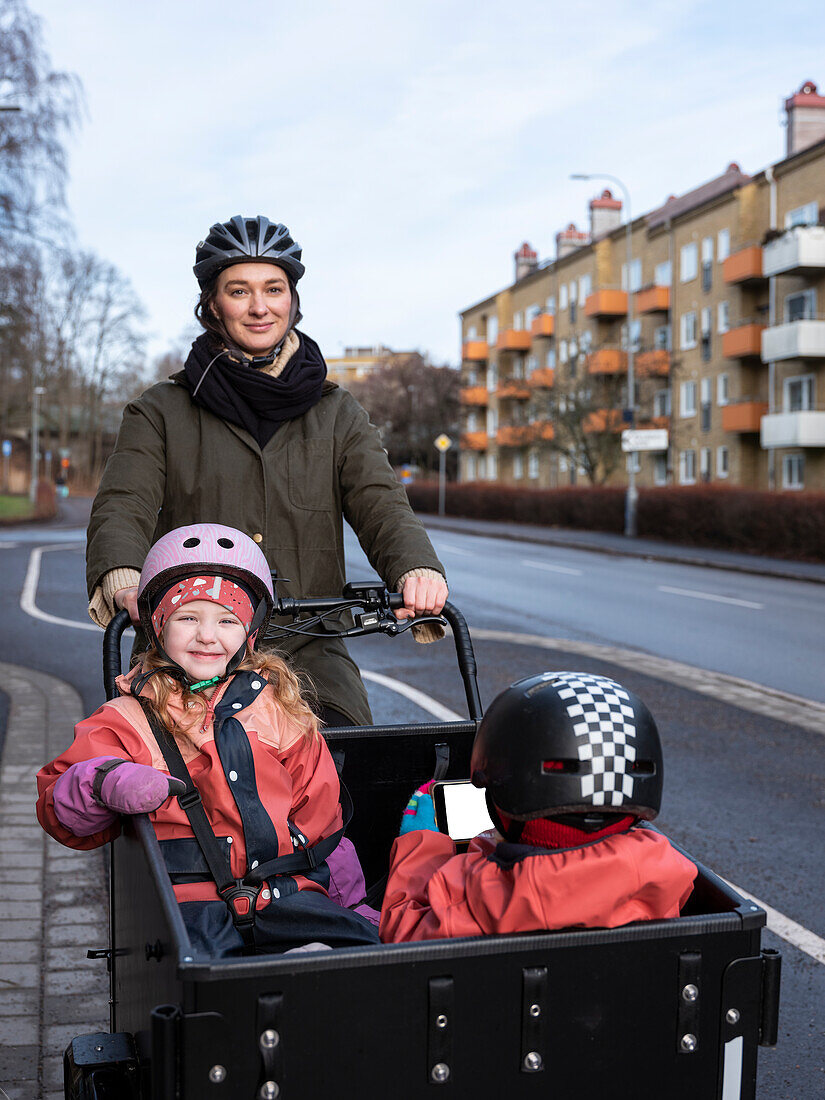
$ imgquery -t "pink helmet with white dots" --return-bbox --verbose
[137,523,274,654]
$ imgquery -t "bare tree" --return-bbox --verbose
[534,373,625,486]
[350,354,461,475]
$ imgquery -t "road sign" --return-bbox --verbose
[1,440,10,458]
[434,434,452,452]
[621,429,668,453]
[399,465,413,484]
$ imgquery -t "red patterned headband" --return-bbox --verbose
[151,575,255,638]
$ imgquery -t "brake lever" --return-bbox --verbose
[379,614,448,637]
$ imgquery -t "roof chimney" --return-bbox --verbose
[555,222,590,259]
[514,241,538,281]
[785,80,825,157]
[589,189,622,239]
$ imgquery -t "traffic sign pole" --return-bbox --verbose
[433,434,453,518]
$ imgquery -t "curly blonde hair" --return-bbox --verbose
[137,643,320,742]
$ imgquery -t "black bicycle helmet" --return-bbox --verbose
[194,215,305,289]
[471,671,663,823]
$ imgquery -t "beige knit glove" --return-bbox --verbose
[396,568,447,644]
[88,567,141,629]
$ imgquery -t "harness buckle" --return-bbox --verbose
[219,880,262,927]
[177,788,203,811]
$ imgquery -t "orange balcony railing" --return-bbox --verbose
[460,431,488,451]
[635,285,670,313]
[530,314,555,337]
[587,349,627,374]
[721,401,768,433]
[527,420,555,442]
[496,381,531,400]
[528,367,555,388]
[462,340,489,360]
[496,425,534,447]
[722,323,765,359]
[583,409,624,432]
[459,386,489,406]
[584,290,628,318]
[496,329,532,351]
[723,246,764,285]
[635,350,671,377]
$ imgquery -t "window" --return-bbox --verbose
[559,339,568,364]
[654,324,671,351]
[466,324,477,340]
[717,301,730,334]
[465,454,477,480]
[701,237,713,291]
[784,374,815,412]
[486,362,498,391]
[513,356,524,379]
[700,377,711,430]
[700,446,711,482]
[546,295,556,315]
[680,311,697,349]
[486,407,498,437]
[513,310,524,331]
[570,300,577,324]
[654,388,671,417]
[579,273,592,300]
[528,450,539,479]
[569,281,577,303]
[654,454,668,485]
[680,380,697,417]
[654,260,672,287]
[466,366,477,385]
[559,284,568,309]
[785,201,819,229]
[513,453,523,479]
[700,308,711,361]
[546,349,556,369]
[680,242,698,282]
[717,446,729,479]
[785,289,816,322]
[717,229,730,262]
[679,450,697,484]
[782,454,804,489]
[621,258,642,292]
[487,316,498,344]
[580,330,593,352]
[621,320,641,351]
[626,452,641,474]
[526,355,537,376]
[466,411,478,431]
[527,303,542,322]
[717,373,729,406]
[487,453,498,480]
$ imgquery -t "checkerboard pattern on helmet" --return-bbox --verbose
[553,673,637,807]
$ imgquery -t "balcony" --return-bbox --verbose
[459,386,488,406]
[583,409,623,432]
[496,329,532,351]
[462,341,489,361]
[721,400,768,433]
[530,314,555,338]
[761,411,825,448]
[496,381,531,400]
[584,289,628,318]
[460,431,488,451]
[722,323,765,359]
[635,285,670,314]
[587,348,627,374]
[763,226,825,278]
[723,245,764,284]
[527,420,555,442]
[527,367,555,388]
[496,425,534,447]
[635,350,670,377]
[761,320,825,362]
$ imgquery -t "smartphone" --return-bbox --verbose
[431,780,494,843]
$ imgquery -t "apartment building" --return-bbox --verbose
[327,345,414,388]
[459,80,825,492]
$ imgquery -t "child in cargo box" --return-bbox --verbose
[380,671,696,943]
[37,523,379,957]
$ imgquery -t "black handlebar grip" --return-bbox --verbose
[103,608,133,701]
[387,592,404,610]
[440,601,483,721]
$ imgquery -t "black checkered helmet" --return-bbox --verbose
[471,672,663,821]
[193,216,305,289]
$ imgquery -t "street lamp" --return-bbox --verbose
[30,385,45,504]
[570,172,638,537]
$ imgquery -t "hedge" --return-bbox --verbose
[405,481,825,562]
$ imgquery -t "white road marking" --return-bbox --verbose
[725,879,825,966]
[0,541,16,549]
[658,585,763,610]
[522,558,583,576]
[21,545,100,631]
[436,544,475,557]
[361,669,462,721]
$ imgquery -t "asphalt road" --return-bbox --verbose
[0,497,822,1097]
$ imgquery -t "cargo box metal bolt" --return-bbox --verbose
[431,1063,451,1083]
[682,984,699,1002]
[436,1014,448,1028]
[529,1004,541,1017]
[259,1083,279,1099]
[260,1029,280,1049]
[726,1008,741,1025]
[524,1052,543,1071]
[209,1065,227,1083]
[680,1034,698,1053]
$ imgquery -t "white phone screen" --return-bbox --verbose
[441,782,494,840]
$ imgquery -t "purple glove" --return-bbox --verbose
[53,756,185,838]
[326,838,380,927]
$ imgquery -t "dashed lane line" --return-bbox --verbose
[522,559,583,576]
[658,585,764,610]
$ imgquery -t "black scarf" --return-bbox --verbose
[182,330,327,448]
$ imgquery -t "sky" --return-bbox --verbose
[27,0,825,368]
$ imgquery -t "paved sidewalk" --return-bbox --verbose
[0,663,107,1100]
[420,513,825,585]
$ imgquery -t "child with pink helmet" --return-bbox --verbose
[37,523,379,956]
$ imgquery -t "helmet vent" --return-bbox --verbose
[542,759,580,773]
[182,537,200,548]
[217,537,234,548]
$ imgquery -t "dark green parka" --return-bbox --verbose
[86,373,445,725]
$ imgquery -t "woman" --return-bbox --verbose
[86,215,447,726]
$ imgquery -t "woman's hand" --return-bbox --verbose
[395,573,448,621]
[114,585,140,624]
